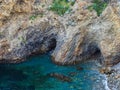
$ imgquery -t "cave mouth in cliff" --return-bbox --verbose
[88,44,102,60]
[92,48,101,58]
[48,38,57,51]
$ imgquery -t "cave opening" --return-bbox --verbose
[48,38,57,52]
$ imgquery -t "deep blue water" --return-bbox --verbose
[0,54,108,90]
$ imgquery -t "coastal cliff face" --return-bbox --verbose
[0,0,120,89]
[0,0,120,67]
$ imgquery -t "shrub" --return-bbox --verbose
[88,0,108,16]
[49,0,75,16]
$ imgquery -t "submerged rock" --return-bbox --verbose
[68,72,78,77]
[47,72,72,82]
[76,66,84,71]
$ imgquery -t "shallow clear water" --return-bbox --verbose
[0,54,108,90]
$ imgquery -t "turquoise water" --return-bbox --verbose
[0,54,108,90]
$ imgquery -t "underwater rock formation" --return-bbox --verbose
[47,72,72,82]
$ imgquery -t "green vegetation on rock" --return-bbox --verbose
[49,0,75,16]
[29,15,38,20]
[29,13,44,20]
[88,0,108,16]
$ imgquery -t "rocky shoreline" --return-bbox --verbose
[0,0,120,90]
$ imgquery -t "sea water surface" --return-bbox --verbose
[0,54,109,90]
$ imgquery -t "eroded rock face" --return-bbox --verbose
[0,1,120,90]
[52,0,120,66]
[0,0,120,67]
[95,4,120,66]
[52,1,97,65]
[0,13,61,63]
[0,0,34,26]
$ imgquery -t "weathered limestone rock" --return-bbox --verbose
[0,0,120,89]
[107,62,120,90]
[13,0,35,13]
[52,1,120,66]
[0,0,120,67]
[0,0,34,26]
[0,13,61,63]
[0,0,15,19]
[52,0,97,65]
[95,4,120,66]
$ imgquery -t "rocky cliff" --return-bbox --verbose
[0,0,120,66]
[0,0,120,89]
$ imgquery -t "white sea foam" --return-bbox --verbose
[102,75,111,90]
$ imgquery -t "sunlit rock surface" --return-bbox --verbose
[0,0,120,90]
[0,0,120,66]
